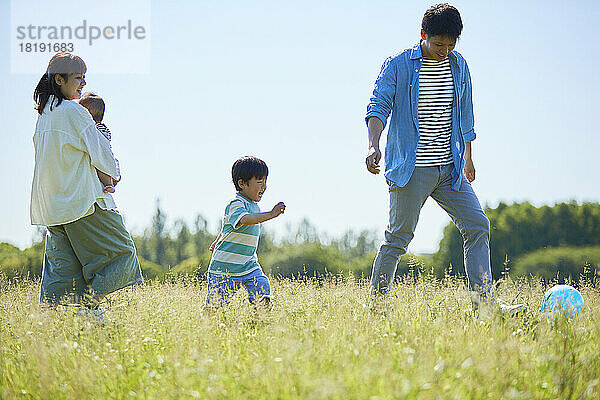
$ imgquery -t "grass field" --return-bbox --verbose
[1,274,599,399]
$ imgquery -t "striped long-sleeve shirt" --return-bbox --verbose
[416,58,454,166]
[208,193,261,276]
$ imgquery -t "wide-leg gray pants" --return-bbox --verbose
[40,204,143,304]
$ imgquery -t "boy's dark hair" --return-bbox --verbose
[33,52,87,115]
[79,92,105,123]
[232,156,268,191]
[421,3,463,40]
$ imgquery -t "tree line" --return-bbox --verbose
[1,201,599,282]
[133,200,384,279]
[433,201,600,281]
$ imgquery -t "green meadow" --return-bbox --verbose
[1,274,599,399]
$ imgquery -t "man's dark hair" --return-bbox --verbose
[232,156,268,191]
[421,3,463,40]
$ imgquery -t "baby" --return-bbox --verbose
[78,92,120,193]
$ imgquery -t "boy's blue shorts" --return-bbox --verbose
[206,268,271,305]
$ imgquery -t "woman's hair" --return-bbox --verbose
[421,3,463,40]
[33,52,87,115]
[232,156,269,191]
[78,92,105,123]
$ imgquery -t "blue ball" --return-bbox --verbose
[542,285,584,319]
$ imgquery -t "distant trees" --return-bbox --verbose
[2,200,599,282]
[134,200,216,279]
[126,204,383,280]
[434,201,600,280]
[134,212,382,280]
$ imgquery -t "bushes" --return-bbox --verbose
[511,246,600,281]
[138,257,167,280]
[171,253,212,277]
[0,241,176,282]
[0,242,44,279]
[260,242,367,278]
[434,201,600,279]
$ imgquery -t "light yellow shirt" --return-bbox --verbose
[30,97,120,226]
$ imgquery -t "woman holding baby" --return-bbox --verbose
[31,52,142,313]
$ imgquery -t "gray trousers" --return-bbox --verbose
[370,165,494,298]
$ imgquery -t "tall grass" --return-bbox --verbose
[1,273,599,399]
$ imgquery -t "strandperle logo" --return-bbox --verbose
[15,20,147,46]
[10,0,151,73]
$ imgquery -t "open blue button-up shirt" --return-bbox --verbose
[366,42,476,191]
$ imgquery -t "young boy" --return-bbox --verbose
[78,92,120,193]
[206,156,285,307]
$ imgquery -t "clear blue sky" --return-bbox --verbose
[1,0,599,255]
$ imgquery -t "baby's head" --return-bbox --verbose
[78,92,105,123]
[232,156,269,202]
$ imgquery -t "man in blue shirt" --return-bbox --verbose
[365,4,523,315]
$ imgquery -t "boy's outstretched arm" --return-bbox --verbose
[239,202,286,225]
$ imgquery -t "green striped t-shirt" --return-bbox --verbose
[208,193,261,276]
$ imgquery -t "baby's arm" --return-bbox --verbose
[239,202,286,225]
[96,168,115,193]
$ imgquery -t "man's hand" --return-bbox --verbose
[366,147,382,174]
[464,158,476,182]
[270,202,286,217]
[365,117,384,175]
